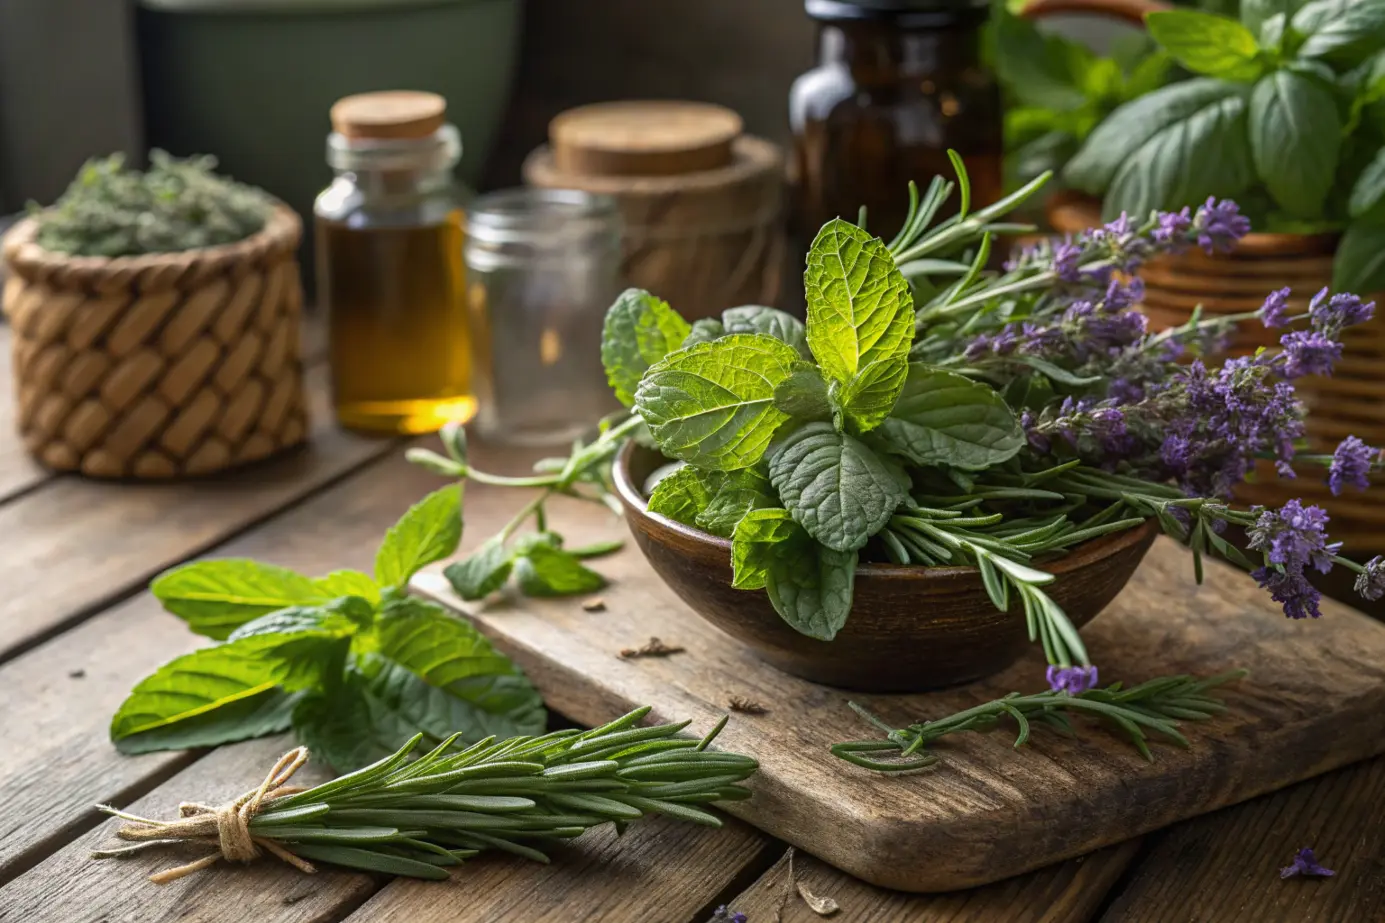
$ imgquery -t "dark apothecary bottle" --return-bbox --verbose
[789,0,1003,250]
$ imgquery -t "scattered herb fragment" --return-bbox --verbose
[92,707,757,883]
[796,880,840,917]
[619,638,685,660]
[728,697,769,716]
[1281,847,1335,879]
[582,597,607,612]
[712,906,748,923]
[110,486,545,771]
[832,670,1247,771]
[68,669,85,679]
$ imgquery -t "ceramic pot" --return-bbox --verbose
[613,442,1160,693]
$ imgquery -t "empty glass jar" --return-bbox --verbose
[465,189,623,446]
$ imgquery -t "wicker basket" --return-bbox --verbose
[1,204,308,479]
[1049,193,1385,552]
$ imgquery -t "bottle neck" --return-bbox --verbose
[815,18,983,81]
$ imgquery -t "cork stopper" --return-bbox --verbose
[330,91,447,140]
[549,101,743,177]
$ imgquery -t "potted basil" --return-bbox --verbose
[1053,0,1385,551]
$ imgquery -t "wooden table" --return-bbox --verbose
[2,331,1383,923]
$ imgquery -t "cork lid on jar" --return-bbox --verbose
[548,101,744,177]
[330,91,447,140]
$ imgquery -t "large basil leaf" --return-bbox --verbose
[443,539,514,601]
[1241,0,1304,35]
[878,365,1025,470]
[993,9,1089,112]
[110,633,319,754]
[1249,70,1341,219]
[1349,148,1385,219]
[374,598,546,736]
[696,468,778,538]
[1065,79,1246,196]
[768,422,907,553]
[773,363,833,421]
[1102,84,1254,221]
[374,485,462,588]
[803,219,914,432]
[646,465,714,527]
[722,305,809,358]
[151,559,331,640]
[634,334,800,470]
[1145,10,1265,81]
[1333,222,1385,293]
[1293,0,1385,67]
[601,289,693,408]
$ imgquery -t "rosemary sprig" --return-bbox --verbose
[831,671,1247,772]
[94,707,756,882]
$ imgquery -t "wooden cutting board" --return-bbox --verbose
[414,486,1385,893]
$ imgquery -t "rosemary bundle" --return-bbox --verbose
[93,707,756,883]
[832,671,1246,772]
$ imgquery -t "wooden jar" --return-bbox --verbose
[1,205,309,479]
[1049,193,1385,551]
[523,101,784,321]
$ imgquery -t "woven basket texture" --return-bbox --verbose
[1,204,308,479]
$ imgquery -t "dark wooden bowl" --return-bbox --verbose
[614,442,1161,692]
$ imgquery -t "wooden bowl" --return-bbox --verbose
[614,442,1161,692]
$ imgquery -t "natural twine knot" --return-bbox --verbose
[92,747,316,884]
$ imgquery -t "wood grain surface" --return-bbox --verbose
[416,482,1385,892]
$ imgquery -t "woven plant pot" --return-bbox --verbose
[1049,192,1385,552]
[1,204,309,479]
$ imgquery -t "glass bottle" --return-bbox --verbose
[789,0,1003,247]
[316,91,475,434]
[465,189,623,446]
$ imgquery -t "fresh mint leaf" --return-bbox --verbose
[443,539,514,601]
[291,672,406,772]
[602,288,693,407]
[1145,11,1265,81]
[566,539,625,559]
[721,305,810,358]
[682,317,725,348]
[313,569,381,605]
[374,485,462,588]
[1249,70,1340,219]
[110,633,318,754]
[647,465,715,527]
[697,468,777,538]
[151,559,331,640]
[768,422,907,553]
[1065,79,1248,197]
[773,363,833,421]
[1293,0,1385,67]
[1349,148,1385,219]
[635,334,800,470]
[730,507,799,590]
[1241,0,1302,35]
[878,365,1025,470]
[803,219,914,432]
[514,545,607,597]
[1333,222,1385,293]
[226,597,372,640]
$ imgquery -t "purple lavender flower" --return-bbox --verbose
[1279,330,1343,378]
[1253,567,1325,620]
[1051,241,1082,283]
[1328,436,1378,495]
[1280,847,1334,879]
[1152,206,1192,245]
[1258,287,1293,329]
[1104,277,1145,311]
[1310,290,1375,336]
[1356,556,1385,601]
[1047,664,1099,694]
[712,908,748,923]
[1248,500,1340,574]
[1193,197,1251,254]
[1022,410,1052,454]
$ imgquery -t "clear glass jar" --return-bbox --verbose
[789,0,1003,246]
[465,189,623,446]
[315,94,475,434]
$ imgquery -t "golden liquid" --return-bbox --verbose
[319,212,475,434]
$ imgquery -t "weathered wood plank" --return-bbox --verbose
[722,842,1141,923]
[0,448,440,882]
[343,815,777,923]
[415,485,1385,892]
[1097,756,1385,923]
[0,365,397,663]
[0,736,378,923]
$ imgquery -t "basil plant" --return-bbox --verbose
[1064,0,1385,293]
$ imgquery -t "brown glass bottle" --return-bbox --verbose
[789,0,1003,249]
